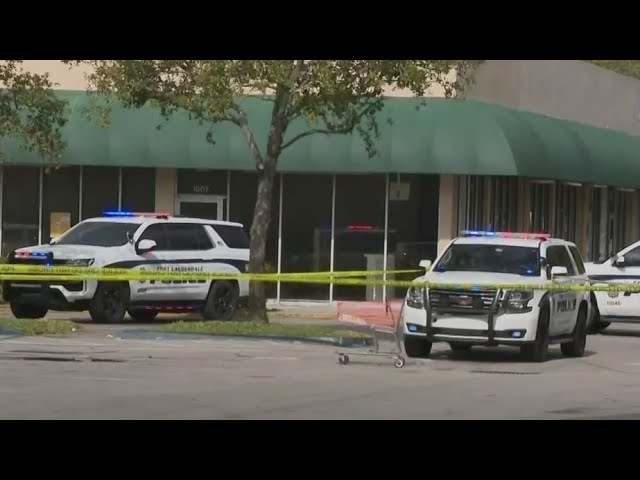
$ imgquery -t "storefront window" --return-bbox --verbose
[42,167,80,243]
[81,167,119,219]
[280,174,332,301]
[457,175,486,232]
[333,174,385,301]
[2,166,40,254]
[387,174,439,300]
[122,167,156,212]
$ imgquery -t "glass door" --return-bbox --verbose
[176,194,225,220]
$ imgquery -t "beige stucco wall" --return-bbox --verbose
[463,60,640,135]
[437,175,457,255]
[4,60,92,90]
[155,168,177,215]
[10,60,455,98]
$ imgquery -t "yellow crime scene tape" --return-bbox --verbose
[0,264,638,293]
[0,264,421,282]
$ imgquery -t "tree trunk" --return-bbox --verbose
[247,162,277,322]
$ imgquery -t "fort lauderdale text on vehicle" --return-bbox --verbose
[401,230,593,363]
[2,211,250,323]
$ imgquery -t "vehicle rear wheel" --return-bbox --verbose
[202,281,239,321]
[89,282,130,323]
[521,306,550,362]
[449,342,472,352]
[561,305,588,357]
[10,302,48,319]
[127,309,158,323]
[404,336,432,358]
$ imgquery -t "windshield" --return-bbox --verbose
[54,221,139,247]
[434,244,541,276]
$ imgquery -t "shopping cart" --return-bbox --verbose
[336,299,407,368]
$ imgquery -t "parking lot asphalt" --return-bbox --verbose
[1,319,640,419]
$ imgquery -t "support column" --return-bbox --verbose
[437,175,458,256]
[155,168,177,214]
[578,185,593,260]
[518,178,531,231]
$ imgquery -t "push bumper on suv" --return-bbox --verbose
[402,286,540,345]
[2,252,97,310]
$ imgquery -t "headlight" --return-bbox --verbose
[406,285,425,309]
[65,258,95,267]
[507,290,534,313]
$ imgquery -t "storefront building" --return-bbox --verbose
[3,61,640,303]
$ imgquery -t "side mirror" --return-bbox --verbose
[614,255,626,268]
[550,266,568,278]
[419,259,432,270]
[136,239,157,254]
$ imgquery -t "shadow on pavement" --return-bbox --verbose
[426,346,597,363]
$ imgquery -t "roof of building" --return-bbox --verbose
[3,90,640,188]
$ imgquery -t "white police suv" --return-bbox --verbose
[401,231,592,362]
[584,239,640,332]
[2,211,250,323]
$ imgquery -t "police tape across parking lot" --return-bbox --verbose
[0,262,639,293]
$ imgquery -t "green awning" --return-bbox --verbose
[3,90,640,188]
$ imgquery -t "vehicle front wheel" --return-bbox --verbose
[89,282,130,323]
[10,302,48,319]
[404,336,432,358]
[202,281,239,321]
[521,306,550,362]
[561,305,588,357]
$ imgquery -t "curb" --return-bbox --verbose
[113,329,373,347]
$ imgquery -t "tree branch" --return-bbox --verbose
[282,99,380,151]
[232,105,265,169]
[281,128,343,151]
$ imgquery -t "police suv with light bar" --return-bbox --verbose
[401,231,592,362]
[2,211,250,323]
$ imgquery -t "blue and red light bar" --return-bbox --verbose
[103,211,170,218]
[14,251,49,258]
[461,230,551,240]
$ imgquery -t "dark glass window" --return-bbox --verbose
[41,167,80,243]
[388,174,439,299]
[82,167,119,219]
[334,175,385,301]
[55,221,139,247]
[2,166,40,254]
[122,168,155,212]
[280,174,332,301]
[165,224,213,251]
[211,224,250,249]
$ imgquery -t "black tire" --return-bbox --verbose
[404,336,432,358]
[587,300,611,334]
[202,281,239,321]
[89,282,130,323]
[127,309,158,323]
[521,306,550,362]
[10,302,48,319]
[561,305,588,357]
[449,342,472,352]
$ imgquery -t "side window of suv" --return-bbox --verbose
[545,245,577,278]
[568,246,586,275]
[621,246,640,267]
[138,224,170,250]
[165,224,214,251]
